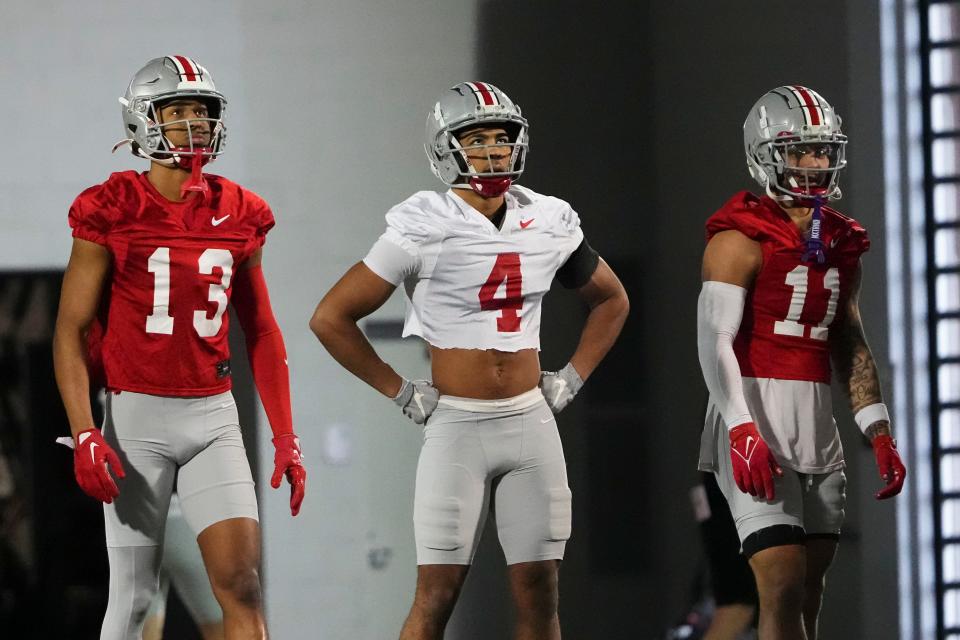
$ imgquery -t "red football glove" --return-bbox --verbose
[74,428,125,503]
[872,434,906,500]
[271,434,306,517]
[729,422,783,501]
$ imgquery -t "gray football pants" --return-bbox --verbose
[99,390,258,640]
[414,388,573,565]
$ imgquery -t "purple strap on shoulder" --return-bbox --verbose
[801,196,826,264]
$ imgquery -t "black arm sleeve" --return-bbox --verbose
[555,237,600,289]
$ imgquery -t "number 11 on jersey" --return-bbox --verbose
[479,252,524,332]
[773,265,839,340]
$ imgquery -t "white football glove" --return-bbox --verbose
[393,378,440,425]
[539,363,584,414]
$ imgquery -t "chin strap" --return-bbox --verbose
[801,196,826,265]
[469,176,512,198]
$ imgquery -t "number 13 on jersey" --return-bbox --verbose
[146,247,234,337]
[479,252,524,332]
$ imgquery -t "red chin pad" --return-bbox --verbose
[469,176,512,198]
[173,148,212,198]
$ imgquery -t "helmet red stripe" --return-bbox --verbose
[174,55,198,81]
[474,82,495,106]
[792,85,821,126]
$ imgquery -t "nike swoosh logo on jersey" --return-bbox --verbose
[211,214,231,226]
[520,218,534,229]
[830,237,840,248]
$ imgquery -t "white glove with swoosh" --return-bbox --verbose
[393,378,440,425]
[539,362,584,414]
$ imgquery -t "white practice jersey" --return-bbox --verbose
[363,185,584,351]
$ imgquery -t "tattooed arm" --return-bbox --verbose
[830,261,890,440]
[831,260,906,499]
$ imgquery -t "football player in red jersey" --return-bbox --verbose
[52,56,305,640]
[311,82,629,640]
[696,85,906,640]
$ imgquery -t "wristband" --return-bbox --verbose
[854,403,890,435]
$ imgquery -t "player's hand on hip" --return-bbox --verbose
[73,428,125,503]
[393,378,439,425]
[871,434,906,500]
[539,362,583,413]
[728,422,783,501]
[271,434,306,516]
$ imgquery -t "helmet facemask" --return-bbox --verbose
[751,132,846,203]
[121,95,226,169]
[444,121,527,197]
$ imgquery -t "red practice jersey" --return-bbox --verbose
[706,191,869,384]
[70,171,274,396]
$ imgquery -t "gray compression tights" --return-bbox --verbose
[101,545,163,640]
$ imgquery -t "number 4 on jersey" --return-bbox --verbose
[479,252,524,332]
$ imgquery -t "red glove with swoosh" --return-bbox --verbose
[872,434,906,500]
[74,428,125,503]
[271,434,306,517]
[729,422,783,500]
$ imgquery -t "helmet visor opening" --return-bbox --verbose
[763,137,847,199]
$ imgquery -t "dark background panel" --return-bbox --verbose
[459,1,887,638]
[0,270,258,639]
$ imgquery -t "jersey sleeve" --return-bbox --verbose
[705,192,791,246]
[553,197,585,259]
[362,201,442,285]
[68,184,117,245]
[249,192,276,247]
[831,210,871,259]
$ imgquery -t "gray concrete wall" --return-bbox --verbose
[0,2,475,638]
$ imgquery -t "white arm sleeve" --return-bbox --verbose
[363,234,421,286]
[697,281,753,430]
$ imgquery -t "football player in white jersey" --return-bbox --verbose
[310,82,629,639]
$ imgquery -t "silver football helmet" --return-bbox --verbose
[116,55,226,166]
[743,85,847,201]
[424,82,528,197]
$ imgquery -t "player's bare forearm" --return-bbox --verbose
[311,315,403,397]
[831,311,884,408]
[53,323,97,438]
[830,261,889,440]
[848,336,883,412]
[53,241,109,437]
[310,262,404,398]
[569,259,629,381]
[53,239,110,438]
